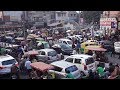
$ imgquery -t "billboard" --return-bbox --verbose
[100,18,117,30]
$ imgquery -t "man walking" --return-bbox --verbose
[76,41,81,54]
[25,57,32,78]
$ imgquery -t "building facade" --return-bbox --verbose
[3,11,23,22]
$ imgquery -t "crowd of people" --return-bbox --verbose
[86,63,120,79]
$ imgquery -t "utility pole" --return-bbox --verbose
[22,11,28,40]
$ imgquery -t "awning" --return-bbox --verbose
[48,22,62,27]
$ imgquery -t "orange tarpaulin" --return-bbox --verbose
[31,62,54,72]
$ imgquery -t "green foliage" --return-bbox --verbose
[82,11,103,24]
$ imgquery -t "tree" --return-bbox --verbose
[82,11,103,24]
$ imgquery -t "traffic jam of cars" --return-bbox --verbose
[0,28,120,79]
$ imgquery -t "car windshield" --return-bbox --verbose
[61,44,72,50]
[2,59,16,65]
[48,51,57,56]
[67,41,72,45]
[85,58,94,65]
[65,65,78,72]
[44,43,50,48]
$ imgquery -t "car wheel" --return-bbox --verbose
[80,71,86,76]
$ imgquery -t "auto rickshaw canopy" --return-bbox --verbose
[86,46,107,52]
[30,62,54,72]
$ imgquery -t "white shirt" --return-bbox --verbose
[25,60,32,70]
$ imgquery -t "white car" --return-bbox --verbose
[50,60,81,79]
[85,40,98,43]
[0,55,18,75]
[114,42,120,53]
[63,54,96,76]
[58,38,73,47]
[36,49,59,63]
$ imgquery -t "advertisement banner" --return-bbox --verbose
[100,18,117,30]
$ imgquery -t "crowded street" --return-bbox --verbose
[0,11,120,79]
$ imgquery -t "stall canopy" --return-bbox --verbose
[30,62,54,72]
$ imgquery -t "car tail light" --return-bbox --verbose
[84,65,87,70]
[0,66,6,69]
[15,63,19,67]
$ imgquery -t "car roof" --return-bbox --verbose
[59,38,71,42]
[51,60,74,69]
[0,55,15,62]
[39,49,55,52]
[68,54,92,59]
[56,43,68,46]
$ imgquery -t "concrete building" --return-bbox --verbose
[3,11,23,22]
[68,11,78,22]
[100,11,120,35]
[101,11,120,18]
[26,11,79,28]
[55,11,69,22]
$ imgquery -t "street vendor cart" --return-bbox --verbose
[30,62,54,79]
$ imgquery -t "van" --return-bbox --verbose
[64,54,96,76]
[50,60,81,79]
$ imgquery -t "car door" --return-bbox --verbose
[37,51,47,62]
[73,58,83,71]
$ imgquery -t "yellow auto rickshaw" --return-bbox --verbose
[81,41,101,54]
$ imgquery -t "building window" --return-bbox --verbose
[64,13,66,16]
[58,13,61,17]
[74,14,76,16]
[71,14,73,16]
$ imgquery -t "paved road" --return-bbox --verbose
[107,53,120,65]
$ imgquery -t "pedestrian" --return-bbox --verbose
[76,41,80,54]
[118,53,120,59]
[111,46,115,57]
[25,57,32,78]
[11,63,20,79]
[94,71,100,79]
[88,69,94,79]
[65,70,74,79]
[96,64,105,78]
[104,68,110,79]
[72,42,75,50]
[115,64,120,75]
